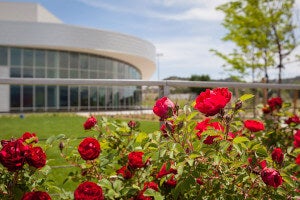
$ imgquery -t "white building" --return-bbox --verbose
[0,2,156,112]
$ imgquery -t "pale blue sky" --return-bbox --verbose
[5,0,300,81]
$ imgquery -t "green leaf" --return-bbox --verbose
[46,135,56,145]
[143,189,164,200]
[255,146,268,157]
[233,136,249,144]
[239,94,254,102]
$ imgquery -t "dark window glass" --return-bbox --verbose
[10,67,21,77]
[90,87,97,107]
[80,86,88,107]
[36,68,45,78]
[47,69,57,78]
[23,86,33,107]
[80,70,88,78]
[23,67,33,78]
[70,52,78,69]
[0,47,8,65]
[70,87,78,106]
[47,51,58,68]
[47,86,57,107]
[80,54,88,69]
[35,86,45,107]
[11,48,21,66]
[90,56,97,70]
[35,50,45,67]
[10,85,20,107]
[23,49,33,66]
[98,88,105,107]
[59,86,68,107]
[70,70,78,78]
[59,52,69,69]
[59,69,68,78]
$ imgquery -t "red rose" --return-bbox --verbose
[74,181,104,200]
[244,120,265,132]
[21,191,51,200]
[262,106,272,114]
[196,177,204,185]
[203,135,220,145]
[128,120,137,129]
[165,174,177,187]
[25,146,47,169]
[153,97,176,120]
[160,120,176,137]
[260,168,283,188]
[295,154,300,165]
[116,165,133,179]
[271,148,284,164]
[156,162,177,178]
[194,88,231,116]
[294,130,300,148]
[135,182,158,200]
[20,132,38,144]
[195,118,224,144]
[267,97,283,110]
[128,151,146,169]
[83,116,97,130]
[285,115,300,125]
[78,137,100,160]
[0,139,29,171]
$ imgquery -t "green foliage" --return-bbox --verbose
[0,92,299,199]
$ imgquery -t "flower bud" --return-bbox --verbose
[234,100,243,111]
[59,141,64,152]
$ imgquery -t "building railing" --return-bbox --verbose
[0,78,299,116]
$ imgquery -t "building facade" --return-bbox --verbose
[0,2,156,112]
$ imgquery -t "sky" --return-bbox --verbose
[6,0,300,81]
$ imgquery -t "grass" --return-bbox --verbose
[0,113,159,194]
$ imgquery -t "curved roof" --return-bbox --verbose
[0,3,156,80]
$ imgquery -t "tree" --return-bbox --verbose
[211,0,298,84]
[189,74,211,94]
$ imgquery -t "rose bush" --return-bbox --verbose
[1,87,299,199]
[0,132,52,199]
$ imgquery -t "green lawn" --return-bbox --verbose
[0,113,159,194]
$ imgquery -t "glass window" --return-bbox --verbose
[70,70,78,78]
[98,58,106,71]
[35,86,45,107]
[70,87,78,106]
[36,68,45,78]
[90,87,97,107]
[47,69,57,78]
[10,67,21,77]
[10,48,21,66]
[89,70,97,79]
[90,56,97,70]
[23,86,33,107]
[47,86,57,107]
[80,54,88,69]
[10,85,20,107]
[23,67,33,78]
[47,51,59,68]
[80,70,88,79]
[59,69,68,78]
[59,86,68,107]
[35,50,45,67]
[98,87,105,107]
[0,47,8,65]
[59,52,69,69]
[80,86,88,107]
[23,49,33,66]
[70,52,79,69]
